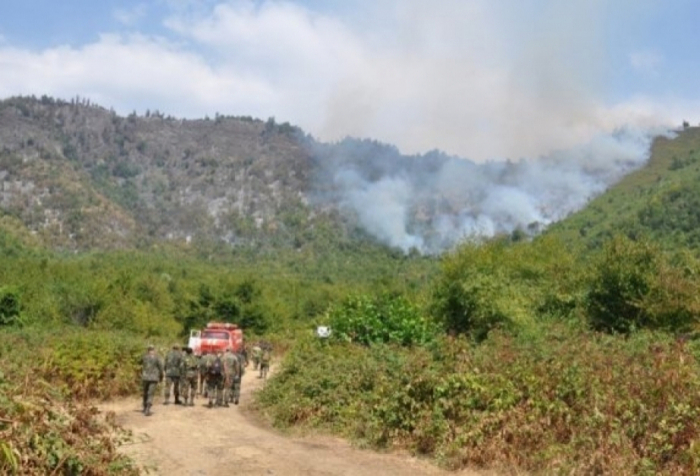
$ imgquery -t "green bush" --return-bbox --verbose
[430,236,582,340]
[586,236,700,333]
[0,287,21,326]
[327,293,438,346]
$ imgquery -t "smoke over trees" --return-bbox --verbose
[309,126,670,253]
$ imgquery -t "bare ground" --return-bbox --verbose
[100,367,492,476]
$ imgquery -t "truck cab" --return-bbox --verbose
[195,322,243,356]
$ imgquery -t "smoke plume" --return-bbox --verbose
[312,126,671,253]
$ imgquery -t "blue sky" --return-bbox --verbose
[1,0,699,161]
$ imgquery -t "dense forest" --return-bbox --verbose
[2,97,700,474]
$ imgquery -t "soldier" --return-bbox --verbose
[259,344,272,380]
[233,347,248,404]
[251,343,262,370]
[141,345,163,416]
[199,351,215,400]
[206,350,225,407]
[179,347,199,406]
[163,344,183,405]
[238,344,249,370]
[223,348,240,407]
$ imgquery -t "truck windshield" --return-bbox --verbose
[202,331,228,340]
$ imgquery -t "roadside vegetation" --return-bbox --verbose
[0,328,145,474]
[257,234,700,475]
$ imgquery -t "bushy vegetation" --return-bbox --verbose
[0,328,152,475]
[259,326,700,474]
[585,236,700,334]
[258,231,700,474]
[430,236,583,341]
[326,293,438,346]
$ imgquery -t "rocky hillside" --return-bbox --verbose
[0,95,323,251]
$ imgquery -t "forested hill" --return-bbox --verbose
[0,95,325,252]
[544,126,700,251]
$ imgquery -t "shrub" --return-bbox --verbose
[0,287,21,326]
[327,293,438,346]
[257,325,700,474]
[0,327,147,474]
[586,235,700,333]
[430,236,582,340]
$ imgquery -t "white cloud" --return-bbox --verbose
[0,33,274,118]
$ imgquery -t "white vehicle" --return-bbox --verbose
[316,326,332,338]
[188,329,202,356]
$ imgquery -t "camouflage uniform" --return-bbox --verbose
[223,349,240,407]
[259,347,271,379]
[141,346,164,416]
[231,352,246,404]
[238,347,249,370]
[199,353,214,399]
[251,345,262,370]
[205,352,225,407]
[179,349,199,406]
[163,345,183,404]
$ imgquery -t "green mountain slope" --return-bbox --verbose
[544,126,700,251]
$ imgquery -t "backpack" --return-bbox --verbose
[209,356,223,376]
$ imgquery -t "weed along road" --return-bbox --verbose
[101,367,488,476]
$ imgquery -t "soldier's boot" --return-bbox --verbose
[145,405,153,416]
[208,400,213,408]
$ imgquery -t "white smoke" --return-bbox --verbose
[316,126,673,253]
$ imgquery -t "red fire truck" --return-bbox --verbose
[188,322,244,356]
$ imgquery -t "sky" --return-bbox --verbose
[1,0,699,161]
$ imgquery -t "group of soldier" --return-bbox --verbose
[141,343,257,416]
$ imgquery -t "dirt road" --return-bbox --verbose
[101,367,489,476]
